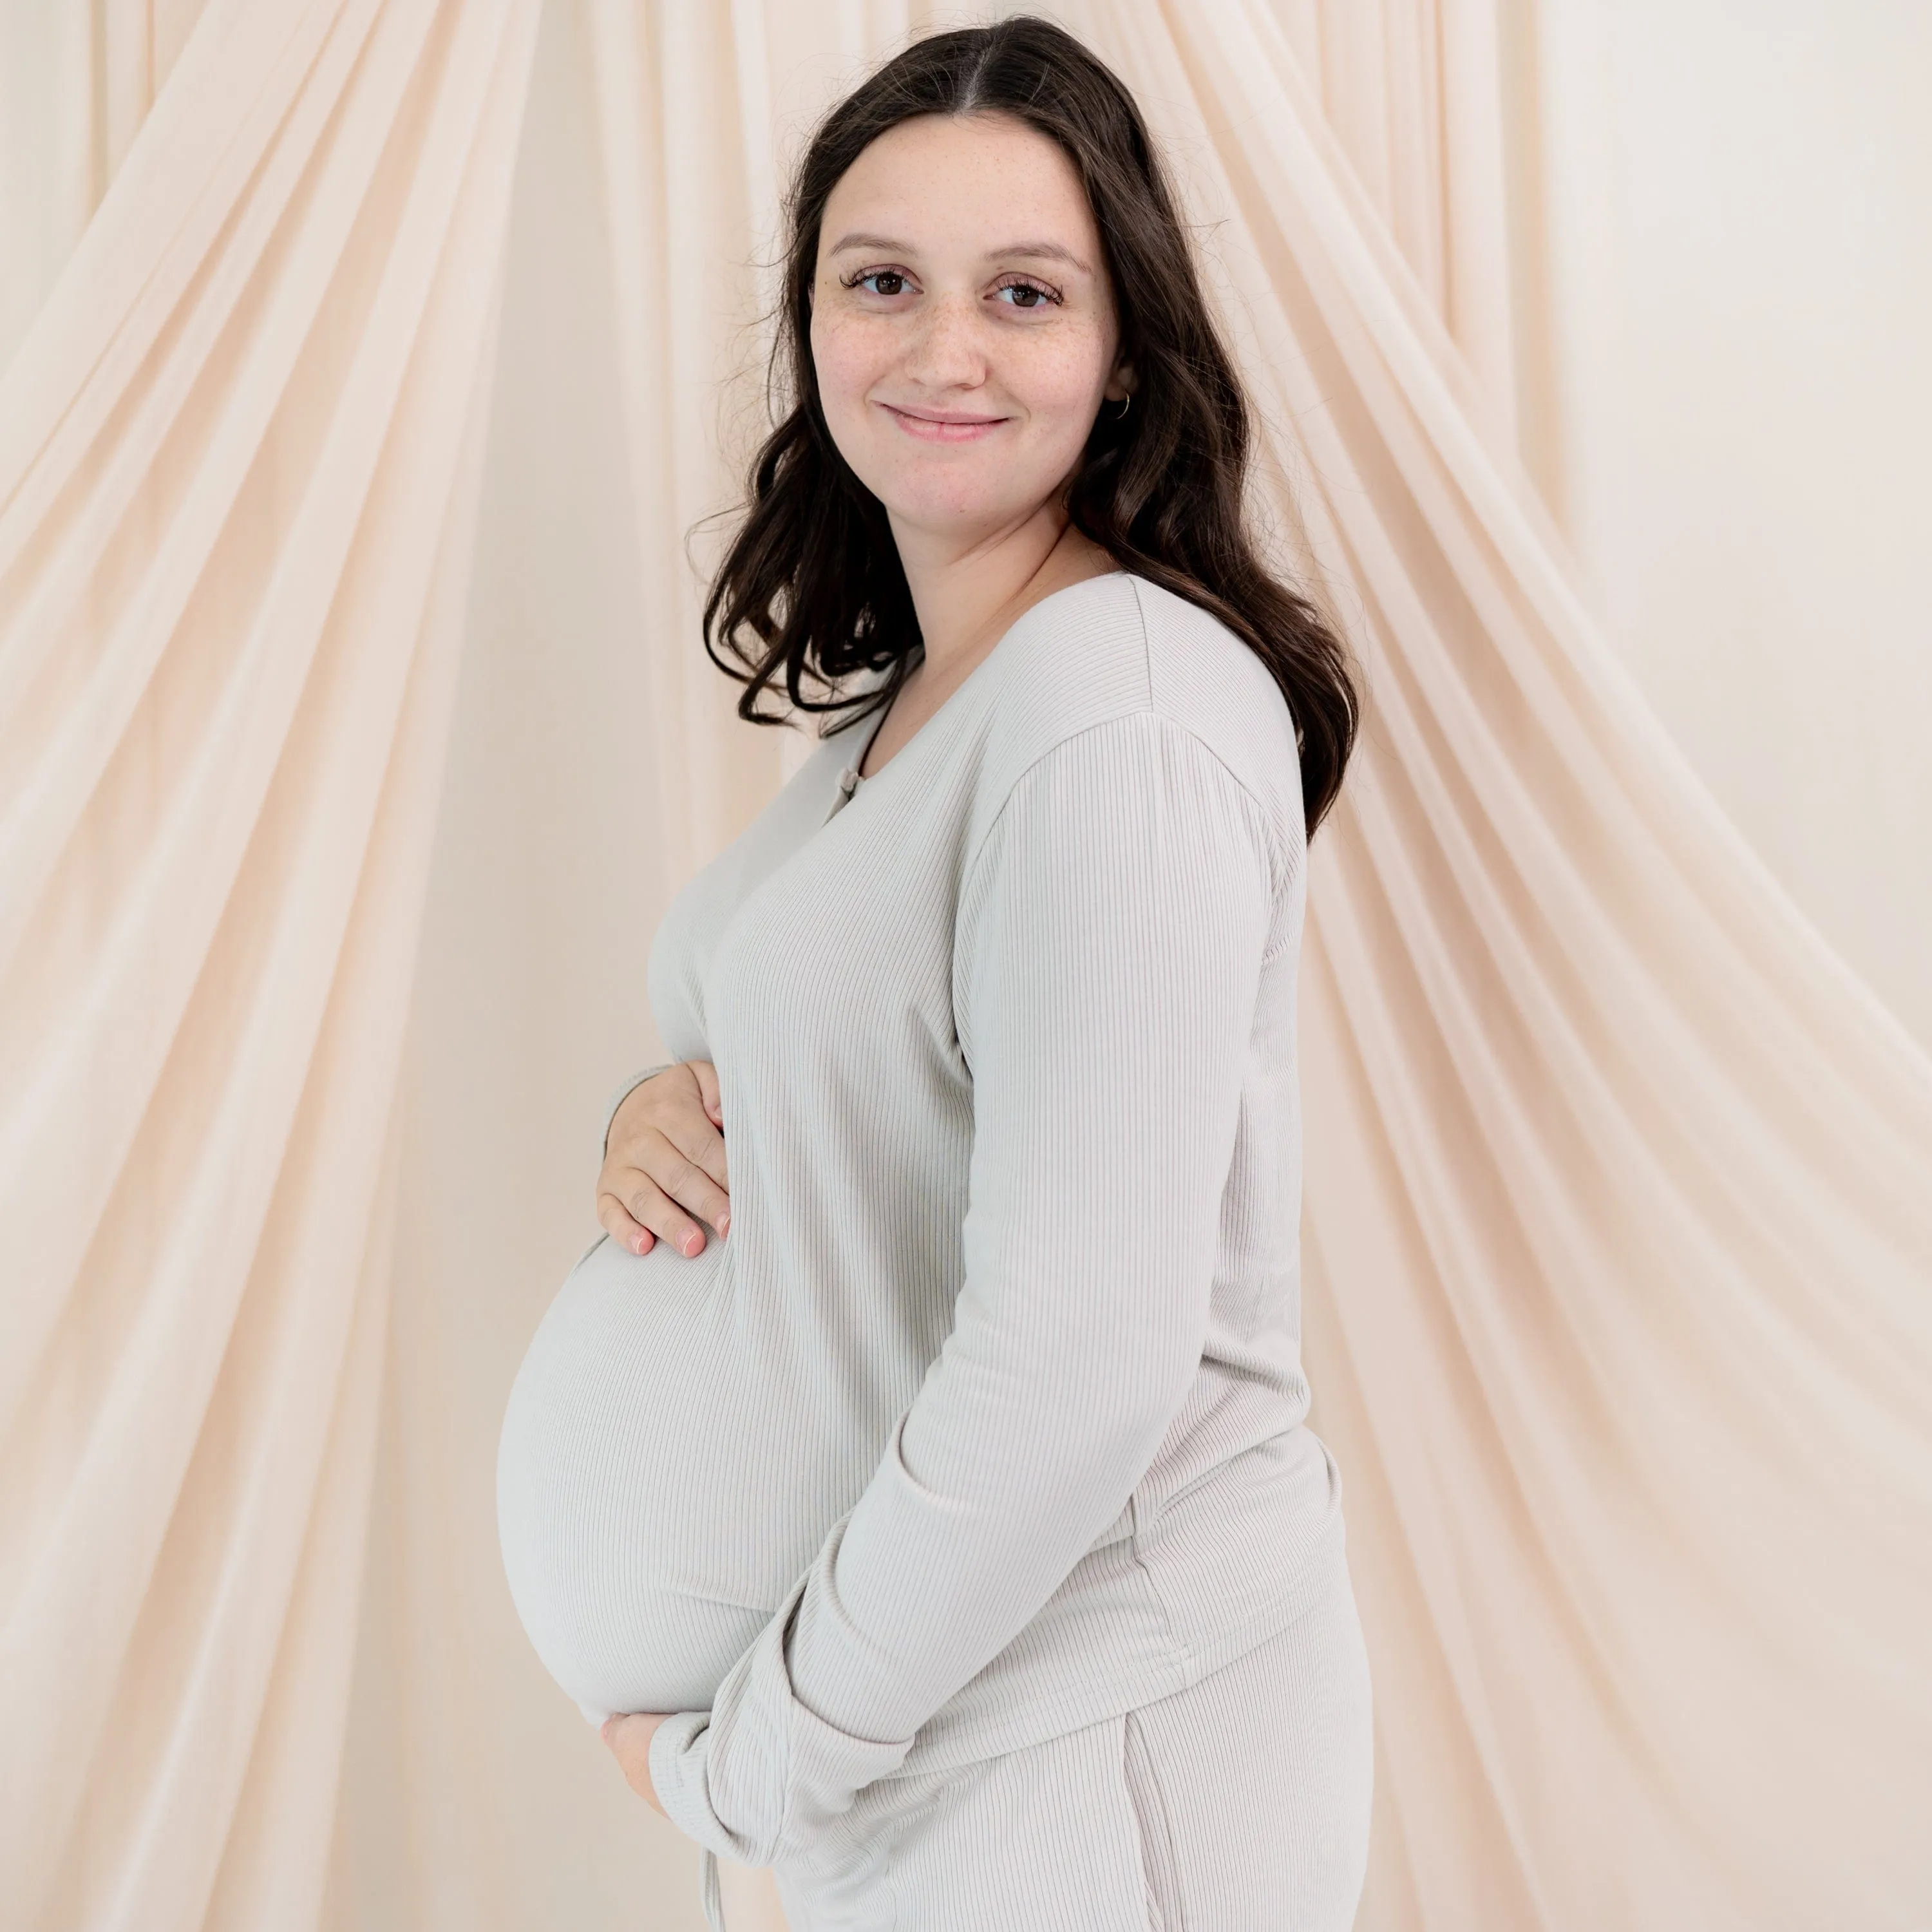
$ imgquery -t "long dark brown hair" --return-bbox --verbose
[701,14,1358,837]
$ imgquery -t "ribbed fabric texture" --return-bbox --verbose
[768,1552,1374,1932]
[497,571,1347,1876]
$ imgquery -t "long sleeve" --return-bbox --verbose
[598,1063,677,1167]
[649,711,1282,1864]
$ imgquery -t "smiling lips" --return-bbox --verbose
[880,402,1009,442]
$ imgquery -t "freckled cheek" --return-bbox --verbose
[810,313,896,429]
[1004,331,1112,448]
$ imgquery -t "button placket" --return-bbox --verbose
[826,763,863,821]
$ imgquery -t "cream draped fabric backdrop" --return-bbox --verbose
[2,5,1927,1932]
[0,1,545,1925]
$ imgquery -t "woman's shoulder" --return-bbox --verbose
[978,569,1305,852]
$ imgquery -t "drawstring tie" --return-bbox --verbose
[701,1846,726,1930]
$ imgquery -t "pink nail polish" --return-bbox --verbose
[717,1212,730,1237]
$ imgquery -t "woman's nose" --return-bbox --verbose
[899,293,987,390]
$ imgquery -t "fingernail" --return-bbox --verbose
[682,1231,702,1256]
[716,1212,730,1237]
[633,1233,649,1255]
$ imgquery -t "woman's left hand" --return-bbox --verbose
[601,1712,672,1817]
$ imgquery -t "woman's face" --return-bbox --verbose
[810,111,1131,544]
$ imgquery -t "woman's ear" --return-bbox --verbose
[1106,361,1136,402]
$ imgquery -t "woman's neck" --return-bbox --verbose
[889,501,1116,688]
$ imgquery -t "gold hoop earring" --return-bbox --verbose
[1107,393,1132,420]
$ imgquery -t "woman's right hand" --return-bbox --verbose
[596,1061,730,1258]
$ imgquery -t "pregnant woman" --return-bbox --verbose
[498,17,1370,1930]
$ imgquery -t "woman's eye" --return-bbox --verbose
[856,270,908,296]
[995,281,1056,310]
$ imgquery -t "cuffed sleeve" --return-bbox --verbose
[599,1063,677,1167]
[648,1516,915,1862]
[658,712,1278,1864]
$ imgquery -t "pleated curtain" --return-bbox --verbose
[0,3,543,1925]
[3,3,1927,1931]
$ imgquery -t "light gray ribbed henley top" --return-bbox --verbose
[497,569,1347,1871]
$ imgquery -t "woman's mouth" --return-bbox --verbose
[879,402,1009,442]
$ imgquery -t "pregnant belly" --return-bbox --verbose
[495,1231,844,1724]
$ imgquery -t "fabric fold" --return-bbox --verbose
[0,3,544,1926]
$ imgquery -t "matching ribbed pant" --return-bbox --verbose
[762,1557,1374,1931]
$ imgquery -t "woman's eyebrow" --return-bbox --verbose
[825,231,1093,275]
[826,231,914,256]
[998,240,1093,274]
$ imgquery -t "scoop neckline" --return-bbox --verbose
[839,569,1130,791]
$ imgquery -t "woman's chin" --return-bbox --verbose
[875,479,1072,544]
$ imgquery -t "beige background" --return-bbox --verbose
[1520,0,1932,1049]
